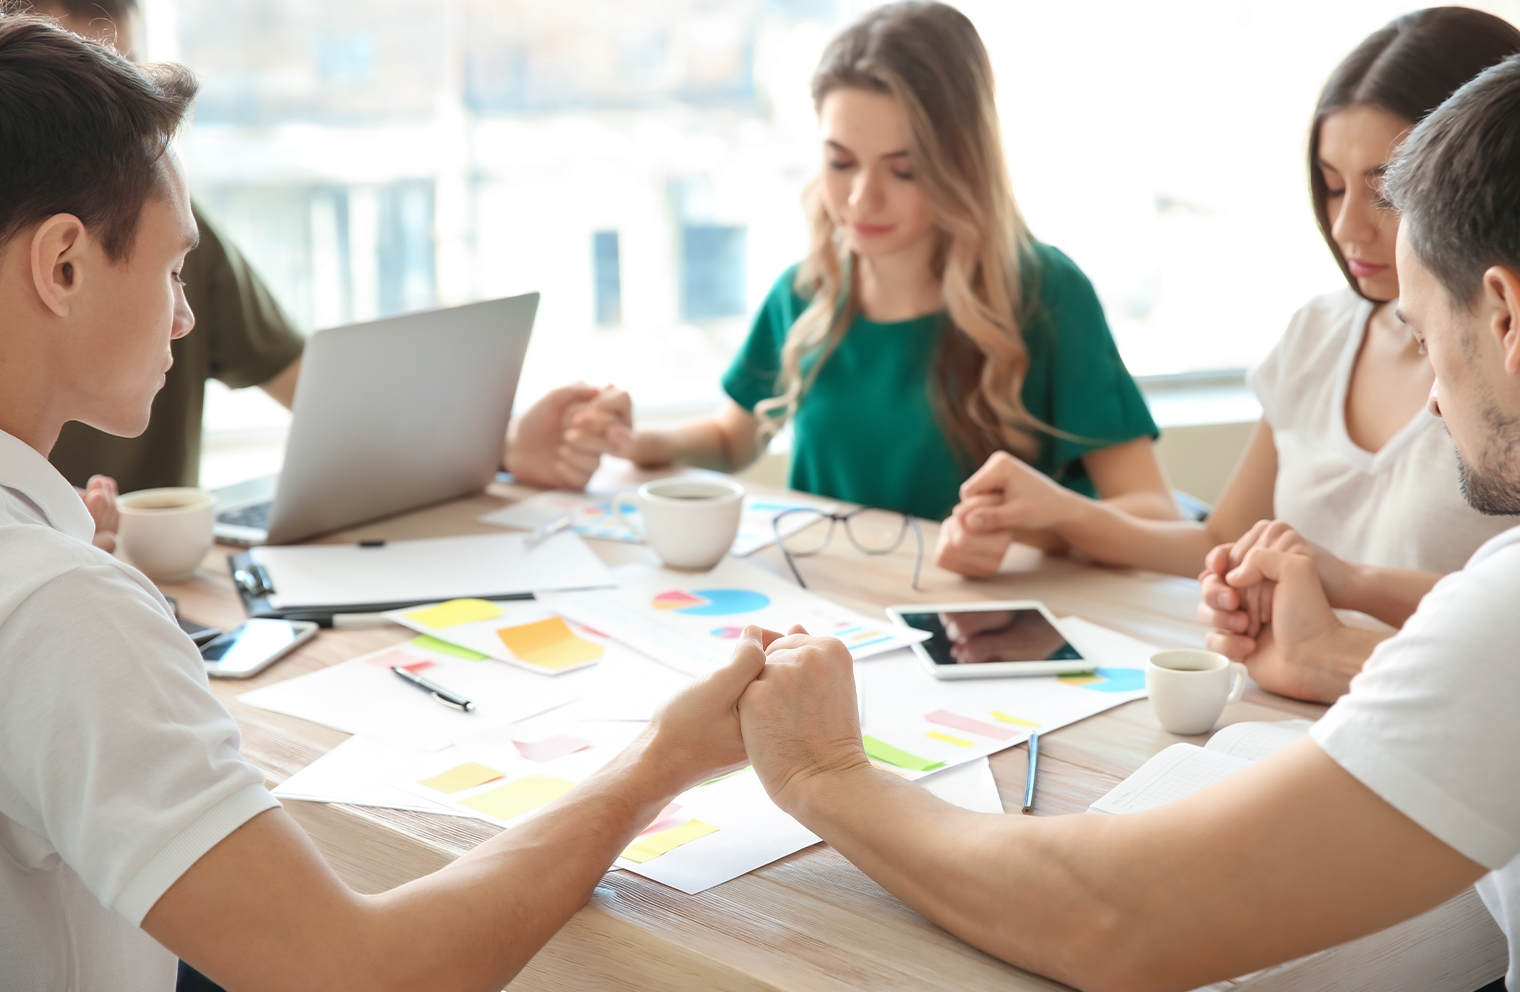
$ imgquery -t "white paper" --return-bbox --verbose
[613,768,820,894]
[251,530,614,609]
[853,616,1155,780]
[383,599,623,676]
[1206,719,1313,762]
[537,558,929,676]
[478,486,839,557]
[1087,743,1250,815]
[273,737,471,815]
[236,643,579,751]
[918,757,1004,814]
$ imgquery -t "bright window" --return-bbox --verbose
[144,0,1517,482]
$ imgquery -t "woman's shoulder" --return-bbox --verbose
[1022,240,1094,300]
[1274,286,1368,361]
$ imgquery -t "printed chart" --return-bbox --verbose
[853,617,1155,779]
[401,721,820,894]
[536,558,929,676]
[478,487,839,556]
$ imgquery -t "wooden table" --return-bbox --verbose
[164,476,1507,992]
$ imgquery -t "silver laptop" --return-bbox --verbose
[214,293,538,546]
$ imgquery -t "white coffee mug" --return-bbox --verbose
[116,487,216,583]
[614,477,744,570]
[1146,648,1248,735]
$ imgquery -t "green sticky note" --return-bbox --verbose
[409,635,487,660]
[863,735,945,772]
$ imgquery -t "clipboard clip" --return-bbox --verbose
[233,563,275,598]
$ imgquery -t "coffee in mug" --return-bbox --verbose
[615,477,744,570]
[1145,648,1248,735]
[116,487,216,583]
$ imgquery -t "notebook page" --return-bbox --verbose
[1205,719,1314,763]
[1088,743,1251,815]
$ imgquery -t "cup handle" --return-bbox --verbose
[1226,661,1249,704]
[611,491,644,541]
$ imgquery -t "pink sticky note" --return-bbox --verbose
[639,803,684,837]
[924,709,1019,741]
[364,648,434,672]
[513,735,593,763]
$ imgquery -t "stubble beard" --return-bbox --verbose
[1455,402,1520,516]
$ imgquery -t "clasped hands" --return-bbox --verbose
[644,624,869,814]
[935,451,1075,576]
[1196,520,1366,704]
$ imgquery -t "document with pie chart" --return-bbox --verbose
[536,558,930,676]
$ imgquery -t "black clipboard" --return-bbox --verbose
[227,552,532,627]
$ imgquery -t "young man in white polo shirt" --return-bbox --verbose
[0,17,779,991]
[732,56,1520,992]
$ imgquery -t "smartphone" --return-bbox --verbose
[201,619,318,679]
[885,601,1092,679]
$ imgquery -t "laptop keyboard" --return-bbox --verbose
[217,501,271,530]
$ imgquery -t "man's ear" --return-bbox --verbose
[29,214,89,318]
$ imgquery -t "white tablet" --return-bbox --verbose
[885,600,1094,679]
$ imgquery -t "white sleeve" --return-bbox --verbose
[0,564,278,926]
[1311,539,1520,870]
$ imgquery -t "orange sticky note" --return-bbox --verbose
[496,617,603,670]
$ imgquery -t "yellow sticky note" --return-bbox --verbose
[991,711,1040,728]
[926,731,974,747]
[459,776,575,822]
[418,762,503,795]
[496,617,604,670]
[1058,673,1105,687]
[620,819,719,863]
[406,599,503,629]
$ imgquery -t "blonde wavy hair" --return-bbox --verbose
[753,1,1042,466]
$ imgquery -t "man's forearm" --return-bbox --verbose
[364,734,688,989]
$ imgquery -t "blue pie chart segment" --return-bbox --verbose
[677,589,770,616]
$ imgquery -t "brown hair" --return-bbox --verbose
[1386,55,1520,309]
[0,13,195,262]
[754,1,1042,468]
[1310,7,1520,299]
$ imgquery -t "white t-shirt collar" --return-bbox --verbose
[0,428,94,543]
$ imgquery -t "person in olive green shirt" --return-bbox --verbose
[41,0,626,558]
[561,4,1175,570]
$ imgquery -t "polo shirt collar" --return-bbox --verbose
[0,429,94,543]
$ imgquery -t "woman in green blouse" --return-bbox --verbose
[575,2,1176,560]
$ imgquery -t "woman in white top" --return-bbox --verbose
[934,7,1520,614]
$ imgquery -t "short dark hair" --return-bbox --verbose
[1385,55,1520,309]
[40,0,138,19]
[1309,8,1520,299]
[0,14,195,262]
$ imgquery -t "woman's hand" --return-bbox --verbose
[81,475,119,553]
[956,451,1079,533]
[934,494,1015,577]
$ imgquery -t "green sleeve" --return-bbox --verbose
[1023,244,1157,482]
[721,265,805,412]
[186,205,306,390]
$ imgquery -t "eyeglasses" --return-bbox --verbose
[771,506,923,591]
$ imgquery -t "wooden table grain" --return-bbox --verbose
[159,477,1506,992]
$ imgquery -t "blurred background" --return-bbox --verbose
[135,0,1520,491]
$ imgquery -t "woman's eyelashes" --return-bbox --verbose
[827,157,856,171]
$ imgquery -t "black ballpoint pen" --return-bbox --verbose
[391,666,475,712]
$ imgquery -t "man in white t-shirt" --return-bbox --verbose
[0,18,780,991]
[732,55,1520,992]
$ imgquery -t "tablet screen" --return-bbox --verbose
[895,608,1085,666]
